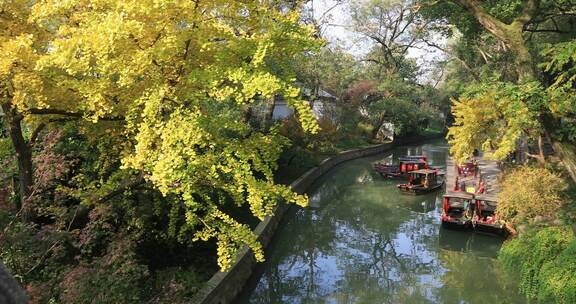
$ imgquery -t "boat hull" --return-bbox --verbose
[474,223,506,236]
[379,172,408,179]
[441,219,473,230]
[397,182,444,195]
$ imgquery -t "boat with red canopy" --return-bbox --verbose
[374,156,428,179]
[442,191,474,229]
[473,194,506,235]
[398,155,427,162]
[397,169,444,195]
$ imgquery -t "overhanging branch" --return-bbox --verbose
[96,174,146,204]
[28,108,125,121]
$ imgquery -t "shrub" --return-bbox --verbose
[537,241,576,303]
[146,267,206,303]
[60,238,149,303]
[497,166,567,224]
[499,226,575,302]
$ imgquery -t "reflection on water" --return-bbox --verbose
[237,141,523,304]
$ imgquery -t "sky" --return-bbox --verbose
[308,0,366,55]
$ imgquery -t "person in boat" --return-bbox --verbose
[485,216,494,224]
[477,180,485,194]
[411,175,422,186]
[423,176,429,188]
[464,199,475,219]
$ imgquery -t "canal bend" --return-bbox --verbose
[237,140,523,304]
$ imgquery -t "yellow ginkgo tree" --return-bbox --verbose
[1,0,319,270]
[447,82,544,164]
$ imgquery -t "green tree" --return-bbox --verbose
[421,0,576,164]
[1,0,320,271]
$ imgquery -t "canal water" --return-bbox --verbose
[237,140,523,304]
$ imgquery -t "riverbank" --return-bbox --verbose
[191,132,445,304]
[237,140,523,303]
[277,131,445,184]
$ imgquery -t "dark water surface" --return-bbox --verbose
[237,141,523,304]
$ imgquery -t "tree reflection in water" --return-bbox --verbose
[238,141,523,304]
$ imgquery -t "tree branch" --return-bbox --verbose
[422,39,481,82]
[28,108,125,121]
[361,58,385,65]
[523,28,573,34]
[96,174,145,204]
[29,122,46,146]
[451,0,510,38]
[515,0,538,26]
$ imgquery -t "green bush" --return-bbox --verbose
[537,241,576,303]
[497,167,567,224]
[499,226,575,302]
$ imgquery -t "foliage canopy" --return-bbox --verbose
[2,0,319,272]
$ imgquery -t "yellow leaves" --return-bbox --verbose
[290,99,319,134]
[123,101,307,270]
[243,72,282,99]
[0,34,36,77]
[192,208,266,271]
[497,167,567,224]
[448,88,540,164]
[210,69,284,103]
[251,41,272,67]
[8,0,318,273]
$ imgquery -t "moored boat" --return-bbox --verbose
[374,158,428,179]
[441,191,474,230]
[398,155,427,162]
[397,169,444,195]
[473,194,506,236]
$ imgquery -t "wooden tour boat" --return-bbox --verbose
[374,157,428,179]
[397,169,444,195]
[441,191,475,230]
[473,194,506,235]
[398,155,427,162]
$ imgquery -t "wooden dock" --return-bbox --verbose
[445,155,502,196]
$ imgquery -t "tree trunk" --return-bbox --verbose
[264,95,276,128]
[506,22,535,82]
[371,115,386,141]
[1,103,34,221]
[553,141,576,184]
[537,134,546,164]
[454,0,537,82]
[241,104,253,124]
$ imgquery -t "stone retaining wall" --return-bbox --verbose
[190,134,444,304]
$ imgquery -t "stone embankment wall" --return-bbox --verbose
[191,134,444,304]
